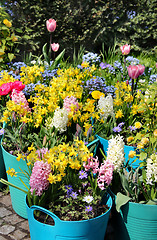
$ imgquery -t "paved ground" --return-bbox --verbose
[0,190,30,240]
[0,188,114,240]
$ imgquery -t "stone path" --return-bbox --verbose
[0,189,114,240]
[0,191,30,240]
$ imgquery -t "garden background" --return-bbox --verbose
[0,0,157,65]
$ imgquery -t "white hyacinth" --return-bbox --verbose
[106,135,125,171]
[97,94,114,120]
[146,154,157,185]
[50,107,69,133]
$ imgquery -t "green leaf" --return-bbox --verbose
[8,53,14,62]
[52,49,65,69]
[42,43,50,64]
[116,192,131,212]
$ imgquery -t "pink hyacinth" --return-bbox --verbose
[36,148,49,159]
[11,89,30,112]
[29,160,51,196]
[63,96,79,113]
[97,160,114,190]
[83,156,99,174]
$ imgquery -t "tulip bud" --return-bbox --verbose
[127,65,140,79]
[46,19,56,32]
[51,43,59,52]
[120,44,130,55]
[137,64,145,76]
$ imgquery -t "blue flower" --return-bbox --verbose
[70,191,78,199]
[79,170,88,179]
[85,205,93,212]
[112,126,122,132]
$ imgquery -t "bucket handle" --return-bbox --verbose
[30,205,61,225]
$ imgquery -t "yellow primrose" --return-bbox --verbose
[135,122,142,129]
[3,19,12,27]
[91,90,105,99]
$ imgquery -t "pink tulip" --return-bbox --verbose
[51,43,59,52]
[137,64,145,76]
[156,63,157,68]
[46,19,56,32]
[127,65,140,79]
[120,44,130,55]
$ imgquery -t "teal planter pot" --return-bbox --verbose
[0,137,7,189]
[109,190,157,240]
[26,193,112,240]
[1,144,29,219]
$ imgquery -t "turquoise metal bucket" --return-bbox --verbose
[89,135,140,168]
[109,190,157,240]
[1,144,29,219]
[26,193,112,240]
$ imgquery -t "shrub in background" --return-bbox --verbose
[0,5,19,69]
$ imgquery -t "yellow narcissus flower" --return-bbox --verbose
[137,142,144,149]
[91,90,105,100]
[3,19,12,27]
[128,150,136,158]
[141,137,149,145]
[154,129,157,137]
[6,167,17,177]
[135,122,142,129]
[127,136,134,143]
[115,109,124,118]
[12,35,18,42]
[0,49,5,56]
[81,61,89,68]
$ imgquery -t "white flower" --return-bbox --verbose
[83,195,94,204]
[146,154,157,185]
[106,135,125,171]
[50,107,69,133]
[97,94,114,120]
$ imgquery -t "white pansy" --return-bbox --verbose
[97,94,114,120]
[83,195,94,204]
[106,135,125,171]
[146,154,157,185]
[50,107,69,133]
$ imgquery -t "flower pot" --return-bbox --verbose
[26,193,112,240]
[96,135,140,168]
[0,137,7,189]
[109,190,157,240]
[1,144,29,219]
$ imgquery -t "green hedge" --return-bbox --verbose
[2,0,157,59]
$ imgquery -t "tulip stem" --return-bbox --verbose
[49,33,52,60]
[131,79,134,96]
